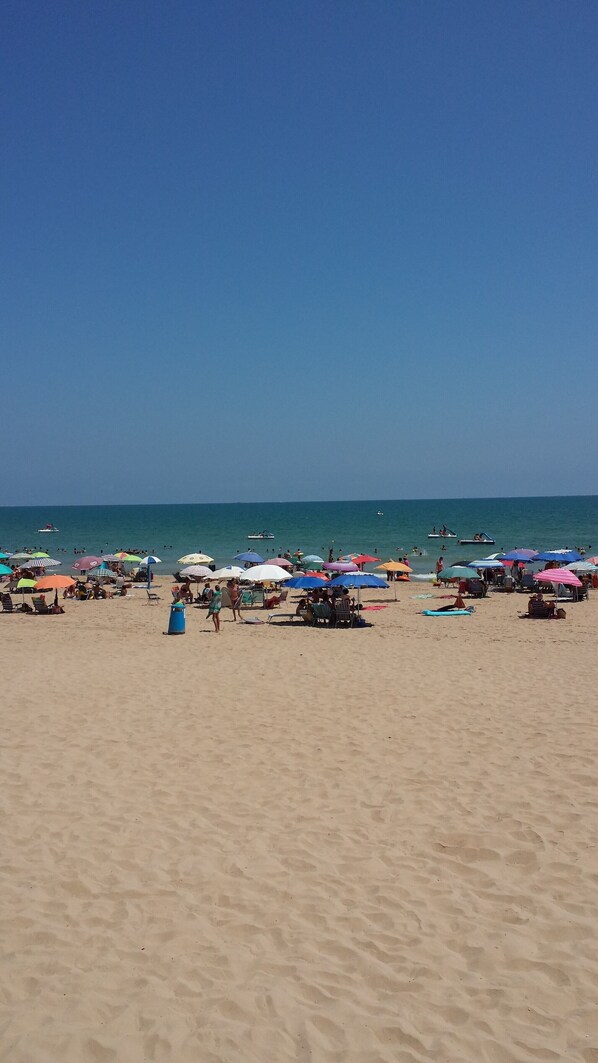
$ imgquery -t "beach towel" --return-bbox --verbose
[421,608,473,617]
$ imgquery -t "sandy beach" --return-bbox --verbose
[2,585,598,1062]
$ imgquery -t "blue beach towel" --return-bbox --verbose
[422,608,473,617]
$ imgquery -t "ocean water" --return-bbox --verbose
[1,497,597,576]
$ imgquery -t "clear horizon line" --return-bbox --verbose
[1,492,597,509]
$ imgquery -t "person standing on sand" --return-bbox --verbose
[208,585,222,632]
[435,556,444,582]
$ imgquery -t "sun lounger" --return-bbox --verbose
[32,596,51,614]
[1,593,15,613]
[146,590,161,604]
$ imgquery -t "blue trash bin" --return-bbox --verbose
[168,602,186,634]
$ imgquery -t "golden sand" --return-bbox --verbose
[2,585,597,1062]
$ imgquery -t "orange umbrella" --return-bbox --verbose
[34,575,76,591]
[376,560,412,573]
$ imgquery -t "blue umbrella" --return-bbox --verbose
[502,549,537,562]
[0,563,13,576]
[328,572,389,606]
[234,551,264,564]
[534,549,583,563]
[140,555,162,590]
[285,575,328,589]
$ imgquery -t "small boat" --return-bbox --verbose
[459,531,496,545]
[37,523,59,533]
[377,511,384,516]
[247,530,275,540]
[427,528,457,538]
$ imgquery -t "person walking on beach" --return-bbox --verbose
[208,585,222,632]
[435,556,444,582]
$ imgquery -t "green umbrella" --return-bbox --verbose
[17,578,36,589]
[439,566,476,581]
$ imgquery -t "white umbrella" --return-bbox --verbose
[240,564,290,583]
[179,565,214,579]
[565,561,596,572]
[178,552,214,565]
[211,566,245,580]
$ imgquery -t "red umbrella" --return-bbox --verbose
[352,554,380,566]
[73,556,103,571]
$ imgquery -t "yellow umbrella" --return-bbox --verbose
[376,560,412,573]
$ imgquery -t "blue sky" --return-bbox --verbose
[2,0,597,504]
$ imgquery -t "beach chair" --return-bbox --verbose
[334,597,356,626]
[1,593,15,613]
[528,600,555,618]
[520,573,536,592]
[146,590,161,604]
[311,601,334,625]
[32,596,51,614]
[465,578,487,598]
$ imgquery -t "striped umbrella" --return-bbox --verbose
[18,557,61,569]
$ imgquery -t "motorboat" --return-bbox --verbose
[37,523,59,533]
[427,528,456,538]
[459,531,496,545]
[377,511,384,516]
[247,530,275,540]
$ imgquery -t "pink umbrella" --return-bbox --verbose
[535,568,582,588]
[72,556,103,571]
[266,557,294,568]
[323,561,359,572]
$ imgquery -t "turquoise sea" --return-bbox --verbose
[1,497,597,576]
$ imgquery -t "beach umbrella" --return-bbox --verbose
[535,568,582,588]
[328,571,389,608]
[0,552,11,560]
[73,556,103,571]
[234,551,264,564]
[9,552,35,561]
[209,566,245,580]
[179,564,215,580]
[35,575,76,591]
[502,549,537,562]
[239,564,290,583]
[302,555,323,564]
[31,552,51,559]
[34,573,75,610]
[323,561,359,572]
[439,566,475,581]
[265,556,293,568]
[0,564,13,576]
[139,555,161,591]
[285,575,328,589]
[16,577,37,603]
[101,554,125,563]
[565,561,596,572]
[585,556,598,566]
[376,560,412,573]
[533,549,583,563]
[21,557,61,569]
[467,559,504,569]
[115,553,143,563]
[177,552,214,565]
[352,554,381,568]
